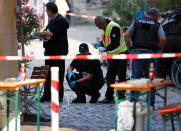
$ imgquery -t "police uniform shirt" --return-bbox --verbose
[127,20,165,38]
[70,55,103,82]
[106,26,121,51]
[43,14,69,55]
[126,17,166,50]
[101,19,121,51]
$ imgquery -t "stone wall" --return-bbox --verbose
[72,0,111,24]
[0,1,19,130]
[0,0,18,79]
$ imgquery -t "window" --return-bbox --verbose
[162,14,181,33]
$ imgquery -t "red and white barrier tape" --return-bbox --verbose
[0,53,181,61]
[40,7,96,19]
[51,67,59,131]
[66,12,95,19]
[66,12,121,21]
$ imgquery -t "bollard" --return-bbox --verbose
[51,67,59,131]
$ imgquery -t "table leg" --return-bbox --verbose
[164,86,167,106]
[133,92,137,131]
[177,114,181,131]
[37,84,40,131]
[147,92,151,131]
[170,115,175,131]
[15,90,19,131]
[162,116,166,131]
[115,91,119,131]
[6,91,10,131]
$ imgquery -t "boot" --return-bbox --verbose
[89,93,100,103]
[72,94,86,103]
[72,97,86,103]
[40,96,51,102]
[99,97,114,104]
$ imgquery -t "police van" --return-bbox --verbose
[158,8,181,88]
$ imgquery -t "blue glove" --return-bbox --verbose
[67,71,75,80]
[70,81,76,88]
[31,33,37,39]
[92,42,100,49]
[98,47,105,53]
[44,50,47,56]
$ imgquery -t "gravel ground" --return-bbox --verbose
[21,25,181,131]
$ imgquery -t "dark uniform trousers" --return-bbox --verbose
[105,52,128,99]
[66,73,104,100]
[44,59,65,99]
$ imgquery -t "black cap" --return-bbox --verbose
[79,43,89,52]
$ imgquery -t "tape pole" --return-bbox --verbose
[51,67,59,131]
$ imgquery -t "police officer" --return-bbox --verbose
[39,2,69,102]
[94,16,128,103]
[125,7,166,108]
[66,43,104,103]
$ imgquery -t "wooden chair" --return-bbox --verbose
[31,66,49,79]
[20,65,49,114]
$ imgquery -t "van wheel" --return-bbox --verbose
[171,58,181,88]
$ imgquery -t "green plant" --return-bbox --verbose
[16,0,42,46]
[103,0,137,27]
[103,0,180,27]
[147,0,179,12]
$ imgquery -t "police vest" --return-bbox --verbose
[101,21,128,55]
[131,17,160,51]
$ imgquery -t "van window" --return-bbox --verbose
[162,14,181,33]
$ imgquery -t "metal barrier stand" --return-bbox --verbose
[23,83,42,131]
[0,89,19,131]
[113,80,171,131]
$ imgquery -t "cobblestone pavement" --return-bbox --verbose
[22,25,181,131]
[21,126,77,131]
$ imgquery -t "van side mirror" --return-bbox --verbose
[161,12,169,18]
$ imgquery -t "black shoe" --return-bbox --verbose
[40,96,50,102]
[99,98,114,104]
[59,98,63,102]
[90,93,100,103]
[118,92,126,99]
[118,95,126,99]
[72,98,86,103]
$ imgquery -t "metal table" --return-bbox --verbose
[111,80,172,131]
[0,79,45,131]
